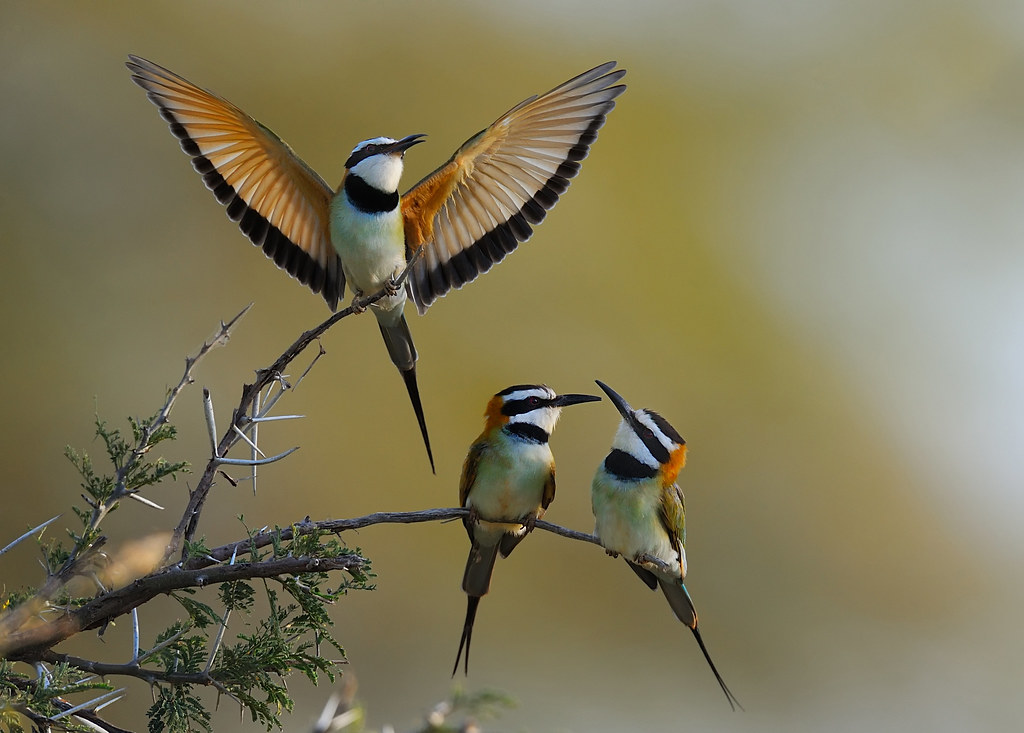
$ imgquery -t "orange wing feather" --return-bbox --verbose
[127,55,345,309]
[401,62,626,314]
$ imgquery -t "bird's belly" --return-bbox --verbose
[593,479,680,576]
[330,207,405,295]
[467,450,551,529]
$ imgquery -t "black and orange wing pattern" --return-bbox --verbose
[127,56,345,309]
[401,62,626,314]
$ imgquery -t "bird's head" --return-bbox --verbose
[484,384,601,443]
[344,133,426,192]
[596,380,687,485]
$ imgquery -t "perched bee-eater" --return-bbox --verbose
[126,56,625,473]
[454,384,600,675]
[590,381,741,710]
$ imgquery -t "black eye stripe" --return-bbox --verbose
[501,397,551,416]
[344,144,391,169]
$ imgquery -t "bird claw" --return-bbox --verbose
[350,291,367,314]
[467,507,480,526]
[605,549,620,558]
[383,275,401,297]
[522,514,538,533]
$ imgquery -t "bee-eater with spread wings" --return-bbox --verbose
[127,56,625,472]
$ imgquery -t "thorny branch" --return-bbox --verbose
[168,250,423,563]
[0,247,653,733]
[185,509,605,571]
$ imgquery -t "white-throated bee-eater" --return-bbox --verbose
[590,380,741,710]
[126,56,626,474]
[454,384,601,675]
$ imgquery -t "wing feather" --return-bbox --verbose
[658,483,688,579]
[127,55,345,309]
[402,61,626,313]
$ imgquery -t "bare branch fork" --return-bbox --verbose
[168,248,424,563]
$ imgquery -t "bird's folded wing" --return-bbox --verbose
[127,55,345,309]
[401,61,626,314]
[658,483,688,578]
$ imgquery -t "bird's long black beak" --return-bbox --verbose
[595,380,633,419]
[551,393,601,408]
[389,133,427,155]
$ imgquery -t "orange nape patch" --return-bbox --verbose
[661,444,688,487]
[483,394,509,431]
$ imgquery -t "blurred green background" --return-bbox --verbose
[2,0,1022,730]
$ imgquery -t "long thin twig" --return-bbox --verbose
[185,509,603,571]
[0,515,61,558]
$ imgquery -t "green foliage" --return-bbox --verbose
[147,685,211,733]
[62,410,189,562]
[0,660,113,733]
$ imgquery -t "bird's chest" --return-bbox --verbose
[592,475,676,564]
[467,443,552,524]
[329,198,406,292]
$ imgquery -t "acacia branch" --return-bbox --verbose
[2,554,366,662]
[168,251,424,563]
[186,508,603,571]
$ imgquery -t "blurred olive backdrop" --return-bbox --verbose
[2,1,1022,731]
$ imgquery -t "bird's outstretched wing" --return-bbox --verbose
[401,62,626,314]
[127,55,345,309]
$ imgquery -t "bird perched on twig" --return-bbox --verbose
[454,384,600,675]
[126,56,625,473]
[590,380,742,710]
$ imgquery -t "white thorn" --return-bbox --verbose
[203,388,219,458]
[0,515,62,557]
[214,447,299,467]
[127,492,165,510]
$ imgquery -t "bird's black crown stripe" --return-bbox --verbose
[504,422,550,444]
[647,410,685,446]
[497,384,544,396]
[604,449,658,480]
[344,174,400,214]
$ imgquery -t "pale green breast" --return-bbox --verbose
[329,195,406,294]
[592,470,679,572]
[466,439,553,526]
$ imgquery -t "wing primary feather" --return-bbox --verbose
[127,55,344,309]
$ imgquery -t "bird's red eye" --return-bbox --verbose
[528,396,541,406]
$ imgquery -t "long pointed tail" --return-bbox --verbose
[661,578,742,711]
[452,595,481,677]
[452,541,500,676]
[377,315,434,473]
[689,624,743,711]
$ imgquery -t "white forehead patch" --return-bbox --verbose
[350,136,397,154]
[502,386,556,403]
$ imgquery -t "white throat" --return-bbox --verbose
[349,154,404,193]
